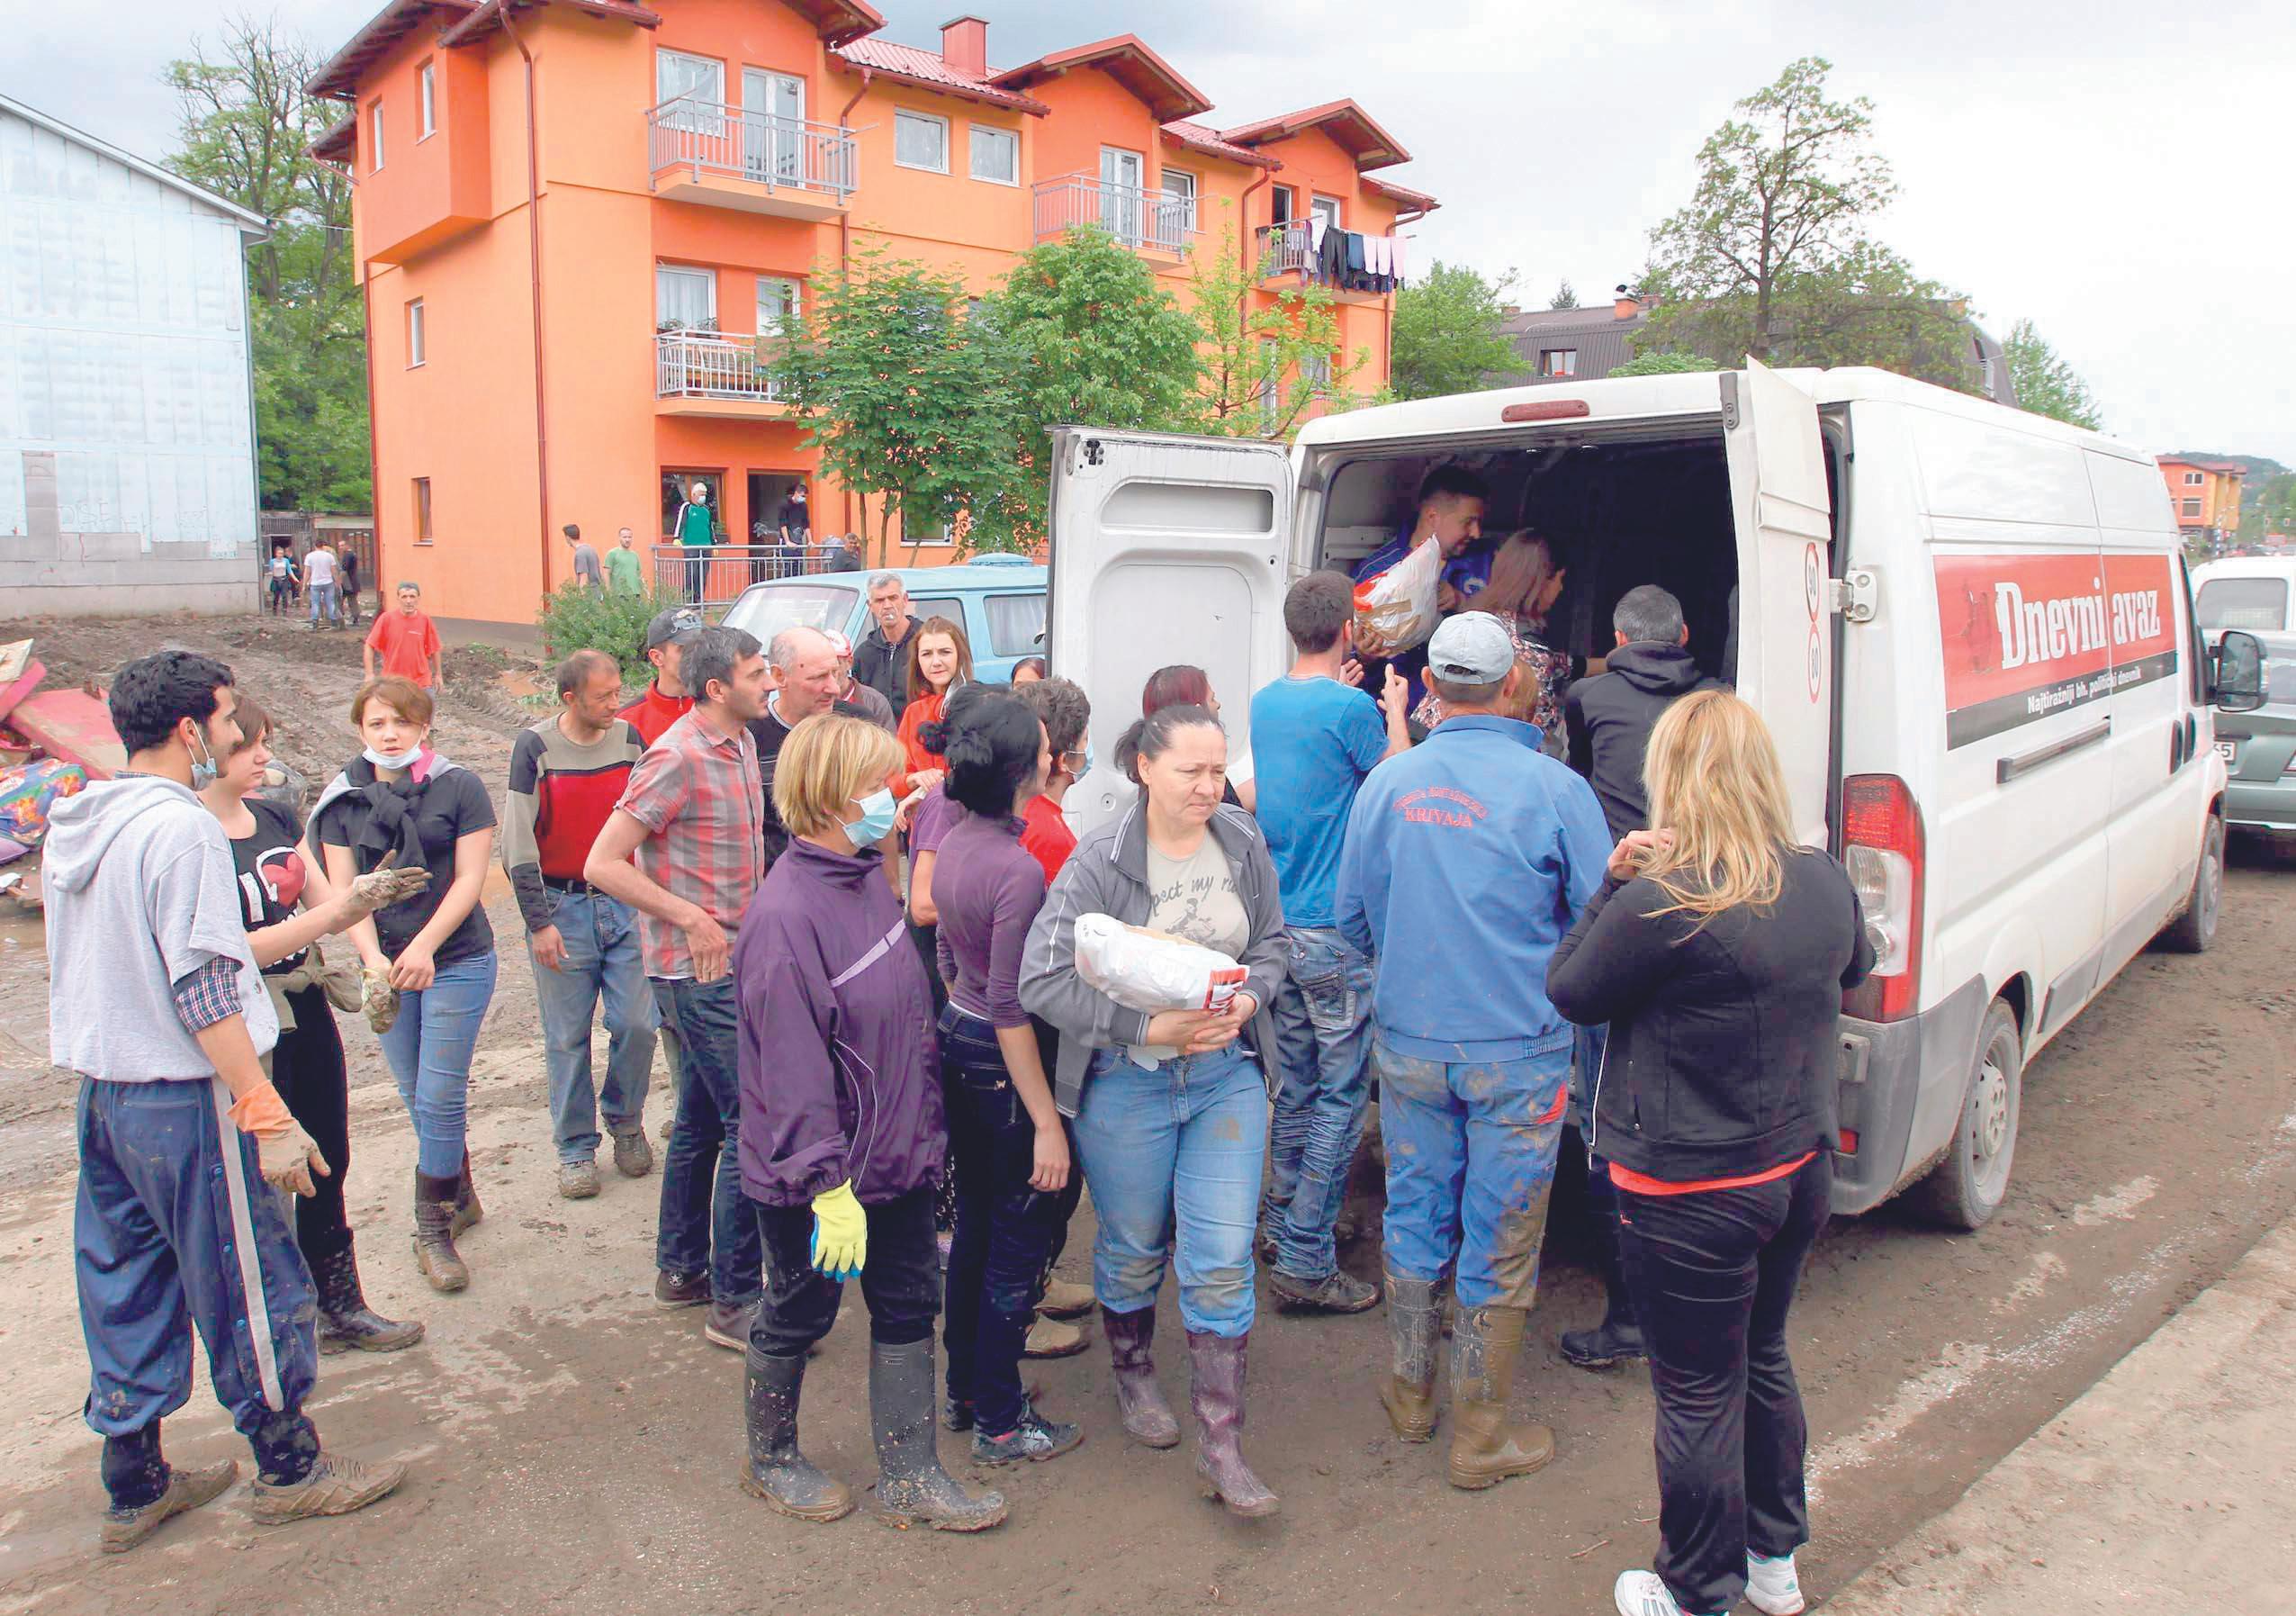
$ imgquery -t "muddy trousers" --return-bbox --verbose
[1614,1153,1831,1616]
[75,1078,321,1510]
[1264,926,1376,1282]
[1374,1037,1569,1309]
[751,1186,940,1355]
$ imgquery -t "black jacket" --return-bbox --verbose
[1563,643,1724,841]
[851,616,917,715]
[1547,849,1875,1183]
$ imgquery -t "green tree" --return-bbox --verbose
[775,249,1022,563]
[1389,261,1526,400]
[1185,215,1372,438]
[1549,279,1580,310]
[1608,350,1712,377]
[164,15,370,510]
[2001,318,2103,429]
[970,227,1204,550]
[1637,57,1975,390]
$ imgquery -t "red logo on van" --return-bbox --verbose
[1933,553,2178,747]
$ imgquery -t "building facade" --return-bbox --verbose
[2156,457,2244,554]
[0,95,268,617]
[309,2,1436,632]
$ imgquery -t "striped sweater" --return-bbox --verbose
[501,716,647,932]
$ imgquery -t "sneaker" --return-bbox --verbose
[1614,1570,1721,1616]
[971,1403,1085,1467]
[1021,1316,1088,1359]
[100,1459,239,1553]
[557,1160,600,1200]
[1035,1277,1094,1319]
[248,1452,407,1524]
[1745,1552,1805,1616]
[1268,1267,1381,1314]
[609,1127,654,1178]
[654,1268,711,1309]
[703,1297,758,1351]
[941,1396,976,1433]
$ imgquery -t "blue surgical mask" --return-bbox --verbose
[842,788,897,849]
[189,731,220,791]
[1073,741,1096,778]
[363,743,424,772]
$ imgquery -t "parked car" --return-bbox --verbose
[720,555,1048,684]
[2193,556,2296,636]
[1044,365,2269,1230]
[2216,631,2296,844]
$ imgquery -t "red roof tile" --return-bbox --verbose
[1222,98,1410,170]
[834,37,1049,114]
[993,35,1210,123]
[1159,118,1281,171]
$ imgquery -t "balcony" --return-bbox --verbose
[646,98,857,221]
[1031,175,1196,257]
[1254,221,1400,302]
[655,330,796,419]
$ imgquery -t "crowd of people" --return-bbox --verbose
[53,473,1872,1616]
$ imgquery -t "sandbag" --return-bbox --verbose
[1074,912,1246,1015]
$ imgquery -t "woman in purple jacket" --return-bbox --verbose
[927,692,1083,1467]
[731,714,1006,1532]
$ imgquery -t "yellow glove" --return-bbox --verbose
[808,1181,867,1281]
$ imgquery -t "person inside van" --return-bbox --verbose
[1414,530,1597,754]
[1352,465,1494,608]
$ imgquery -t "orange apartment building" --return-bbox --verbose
[307,0,1437,632]
[2156,456,2245,551]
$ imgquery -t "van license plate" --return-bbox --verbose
[2214,740,2237,763]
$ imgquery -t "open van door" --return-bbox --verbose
[1722,360,1836,844]
[1045,427,1293,837]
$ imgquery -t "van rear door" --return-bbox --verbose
[1722,360,1836,844]
[1044,427,1293,836]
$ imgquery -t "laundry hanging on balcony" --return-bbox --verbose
[1297,223,1404,293]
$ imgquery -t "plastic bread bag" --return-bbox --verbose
[1074,912,1247,1015]
[1352,536,1445,656]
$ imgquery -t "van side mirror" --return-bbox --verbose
[2211,628,2266,713]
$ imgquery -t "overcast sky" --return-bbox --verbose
[9,0,2290,464]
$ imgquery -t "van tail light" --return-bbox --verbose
[1838,1127,1860,1155]
[1841,773,1924,1022]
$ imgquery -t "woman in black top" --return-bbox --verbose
[203,694,427,1352]
[312,676,499,1295]
[1548,690,1872,1616]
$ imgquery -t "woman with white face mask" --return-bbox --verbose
[310,676,499,1294]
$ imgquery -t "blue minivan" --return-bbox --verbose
[720,555,1048,684]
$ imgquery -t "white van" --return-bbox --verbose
[2192,555,2296,635]
[1044,363,2269,1228]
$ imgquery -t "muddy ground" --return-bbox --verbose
[1,612,2292,1616]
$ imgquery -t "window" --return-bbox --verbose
[1540,348,1578,377]
[656,48,725,109]
[369,100,384,171]
[895,111,950,173]
[985,592,1047,656]
[661,470,725,540]
[412,477,433,546]
[755,276,799,337]
[406,299,426,367]
[2195,576,2289,632]
[418,61,436,139]
[1162,168,1199,232]
[655,265,716,330]
[1310,193,1343,233]
[2183,471,2204,486]
[1269,185,1294,224]
[2181,497,2203,519]
[968,123,1018,185]
[1303,348,1334,398]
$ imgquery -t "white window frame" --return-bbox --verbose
[895,110,950,174]
[418,61,436,140]
[655,264,717,330]
[656,48,725,110]
[406,298,426,367]
[1310,193,1343,232]
[1541,348,1578,377]
[2181,497,2203,519]
[369,99,385,171]
[755,275,800,336]
[1269,185,1294,223]
[2183,471,2204,486]
[968,122,1019,186]
[1162,167,1199,232]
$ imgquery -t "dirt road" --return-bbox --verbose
[2,614,2291,1616]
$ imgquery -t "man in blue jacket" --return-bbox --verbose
[1335,611,1610,1494]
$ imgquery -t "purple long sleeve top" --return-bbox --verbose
[931,809,1046,1030]
[732,836,946,1206]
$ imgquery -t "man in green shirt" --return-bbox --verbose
[607,527,645,595]
[672,483,715,601]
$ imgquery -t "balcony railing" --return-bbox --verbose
[1031,175,1195,256]
[646,96,857,201]
[1256,221,1316,277]
[656,330,790,404]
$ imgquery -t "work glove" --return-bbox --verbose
[362,965,400,1034]
[808,1181,867,1281]
[345,851,430,918]
[228,1082,330,1197]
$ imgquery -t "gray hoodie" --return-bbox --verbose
[43,773,277,1081]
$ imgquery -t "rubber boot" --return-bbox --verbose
[314,1242,427,1354]
[869,1339,1007,1531]
[741,1347,853,1522]
[1185,1330,1278,1518]
[1102,1304,1180,1449]
[1447,1305,1553,1490]
[1379,1267,1443,1442]
[451,1150,483,1239]
[411,1172,468,1293]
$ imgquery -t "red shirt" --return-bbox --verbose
[619,682,694,746]
[1020,794,1076,886]
[895,691,949,795]
[365,609,441,686]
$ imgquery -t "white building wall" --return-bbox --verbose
[0,101,262,613]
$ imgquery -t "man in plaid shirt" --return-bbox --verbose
[587,626,771,1350]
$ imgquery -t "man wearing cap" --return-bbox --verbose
[824,627,896,733]
[1334,611,1612,1494]
[620,607,703,746]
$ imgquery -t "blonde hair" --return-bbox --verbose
[1637,689,1796,920]
[775,714,903,841]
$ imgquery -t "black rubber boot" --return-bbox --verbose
[1186,1330,1279,1518]
[741,1347,853,1521]
[1561,1211,1645,1368]
[314,1242,426,1354]
[869,1339,1007,1531]
[411,1171,467,1293]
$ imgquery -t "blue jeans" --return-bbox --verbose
[529,889,656,1164]
[377,950,498,1179]
[1264,925,1376,1280]
[652,975,762,1305]
[1072,1043,1267,1338]
[1375,1034,1568,1310]
[308,582,339,625]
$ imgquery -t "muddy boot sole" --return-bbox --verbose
[248,1455,407,1523]
[875,1495,1010,1532]
[99,1460,239,1553]
[739,1471,855,1522]
[1447,1423,1555,1490]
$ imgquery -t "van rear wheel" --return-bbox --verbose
[2155,813,2224,954]
[1909,1001,2022,1231]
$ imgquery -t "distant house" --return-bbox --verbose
[1501,287,2018,404]
[0,94,268,616]
[2156,457,2244,554]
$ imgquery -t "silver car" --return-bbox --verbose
[2217,632,2296,844]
